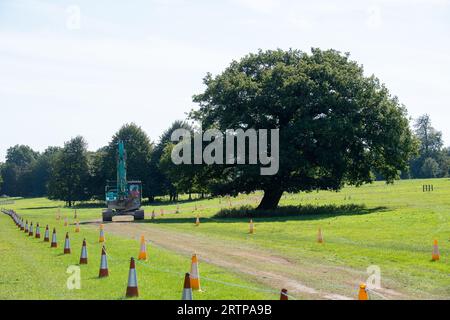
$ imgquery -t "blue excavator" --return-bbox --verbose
[102,141,145,222]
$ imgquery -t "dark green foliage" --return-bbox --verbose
[47,137,90,206]
[409,115,448,178]
[191,48,417,209]
[0,145,38,196]
[149,121,194,201]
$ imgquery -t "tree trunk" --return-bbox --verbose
[257,187,283,210]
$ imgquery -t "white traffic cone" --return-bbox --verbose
[182,273,193,300]
[280,289,288,300]
[125,258,139,298]
[195,214,200,227]
[29,222,34,236]
[99,246,109,278]
[79,239,88,264]
[51,228,58,248]
[44,225,50,242]
[35,223,41,239]
[64,232,71,254]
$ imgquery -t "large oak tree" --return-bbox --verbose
[190,49,417,210]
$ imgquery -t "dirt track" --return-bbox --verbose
[86,217,405,300]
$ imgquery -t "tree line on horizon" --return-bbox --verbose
[1,114,447,207]
[0,49,448,208]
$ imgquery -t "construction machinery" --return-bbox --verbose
[102,140,145,222]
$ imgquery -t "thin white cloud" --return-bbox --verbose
[232,0,281,13]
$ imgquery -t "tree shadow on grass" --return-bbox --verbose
[72,202,105,209]
[142,197,211,206]
[134,204,388,224]
[21,206,60,210]
[21,202,105,210]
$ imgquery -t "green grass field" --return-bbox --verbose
[0,178,449,300]
[0,204,273,300]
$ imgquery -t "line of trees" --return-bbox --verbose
[0,122,197,206]
[407,115,449,179]
[0,49,448,208]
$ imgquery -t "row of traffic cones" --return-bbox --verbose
[3,211,107,286]
[3,208,286,299]
[4,206,446,266]
[2,210,196,299]
[0,209,443,300]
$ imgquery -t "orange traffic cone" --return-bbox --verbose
[138,235,148,261]
[358,283,369,300]
[99,224,105,243]
[125,258,139,298]
[182,273,193,300]
[75,220,80,233]
[29,222,34,236]
[195,214,200,227]
[24,220,29,234]
[99,246,109,278]
[44,225,50,242]
[432,240,440,261]
[317,228,324,243]
[280,289,289,300]
[249,220,255,234]
[35,223,41,239]
[63,232,71,254]
[51,228,58,248]
[79,239,88,264]
[190,254,201,291]
[64,217,68,227]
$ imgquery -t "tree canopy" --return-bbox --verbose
[48,137,90,206]
[190,48,417,209]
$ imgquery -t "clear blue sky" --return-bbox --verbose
[1,0,449,161]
